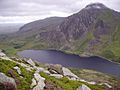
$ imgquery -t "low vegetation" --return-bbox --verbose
[40,72,104,90]
[0,59,33,90]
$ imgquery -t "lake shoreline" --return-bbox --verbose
[17,49,120,77]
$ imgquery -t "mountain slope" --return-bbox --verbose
[4,3,120,62]
[19,17,64,33]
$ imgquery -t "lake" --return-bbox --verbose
[17,50,120,77]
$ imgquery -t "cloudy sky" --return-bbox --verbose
[0,0,120,23]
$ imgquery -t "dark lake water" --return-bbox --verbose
[17,50,120,77]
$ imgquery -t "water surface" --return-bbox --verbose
[17,50,120,77]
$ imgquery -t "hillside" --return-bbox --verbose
[0,3,120,63]
[0,50,120,90]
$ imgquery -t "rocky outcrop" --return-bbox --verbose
[0,50,6,57]
[36,67,50,74]
[32,73,45,90]
[0,51,114,90]
[62,67,79,80]
[13,66,21,75]
[27,58,36,67]
[30,78,37,88]
[77,84,91,90]
[46,64,63,74]
[50,74,63,79]
[0,72,17,90]
[44,80,63,90]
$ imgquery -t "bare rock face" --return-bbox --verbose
[0,73,17,90]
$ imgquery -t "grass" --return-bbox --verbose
[40,72,104,90]
[69,68,120,86]
[0,59,34,90]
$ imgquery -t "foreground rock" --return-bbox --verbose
[0,72,17,90]
[32,73,45,90]
[13,66,21,75]
[0,50,6,57]
[46,64,63,74]
[44,80,63,90]
[27,58,36,67]
[62,67,79,80]
[50,74,63,79]
[77,84,91,90]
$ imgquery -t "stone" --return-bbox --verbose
[27,58,36,67]
[36,67,50,74]
[0,72,17,90]
[77,84,91,90]
[30,78,37,88]
[18,63,33,71]
[7,70,16,78]
[46,64,63,74]
[50,74,63,79]
[62,67,79,79]
[100,83,112,88]
[44,80,63,90]
[0,52,6,57]
[33,73,45,90]
[13,66,21,75]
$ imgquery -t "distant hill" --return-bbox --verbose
[18,17,65,33]
[0,23,24,34]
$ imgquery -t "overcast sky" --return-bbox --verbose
[0,0,120,23]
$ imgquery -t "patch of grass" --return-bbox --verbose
[0,59,33,90]
[40,72,104,90]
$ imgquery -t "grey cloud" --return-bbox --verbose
[0,0,120,16]
[0,0,120,23]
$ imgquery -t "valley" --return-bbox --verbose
[0,3,120,90]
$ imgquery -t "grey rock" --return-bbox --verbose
[50,74,63,79]
[27,58,36,67]
[13,66,21,75]
[46,64,63,74]
[77,84,91,90]
[62,67,79,79]
[33,73,45,90]
[30,78,37,88]
[0,72,17,90]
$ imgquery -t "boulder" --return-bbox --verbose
[13,66,21,75]
[26,58,36,67]
[62,67,79,79]
[0,72,17,90]
[0,52,6,57]
[44,80,63,90]
[30,78,37,88]
[36,67,50,74]
[50,74,63,79]
[33,73,45,90]
[77,84,91,90]
[18,63,33,71]
[46,64,63,74]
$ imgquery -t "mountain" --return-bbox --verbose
[3,3,120,62]
[18,17,64,33]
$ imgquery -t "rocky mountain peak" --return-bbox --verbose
[84,3,107,10]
